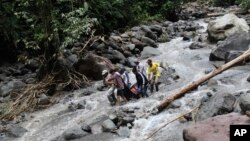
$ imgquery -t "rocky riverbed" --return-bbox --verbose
[1,2,250,141]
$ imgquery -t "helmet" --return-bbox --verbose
[102,70,108,75]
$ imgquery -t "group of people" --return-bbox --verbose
[102,59,166,106]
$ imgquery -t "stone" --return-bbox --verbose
[102,119,117,132]
[207,13,249,42]
[6,124,27,138]
[141,47,161,59]
[62,126,88,140]
[239,93,250,114]
[183,113,250,141]
[117,126,130,138]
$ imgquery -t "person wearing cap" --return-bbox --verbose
[134,59,146,75]
[146,59,161,93]
[102,69,117,105]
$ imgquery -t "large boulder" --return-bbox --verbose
[62,126,89,140]
[195,93,236,121]
[209,32,250,61]
[183,113,250,141]
[239,93,250,114]
[141,47,162,59]
[207,13,249,42]
[0,79,25,97]
[75,53,114,80]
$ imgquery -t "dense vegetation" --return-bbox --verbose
[1,0,250,65]
[0,0,187,64]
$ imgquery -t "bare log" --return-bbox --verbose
[206,10,248,17]
[157,49,250,113]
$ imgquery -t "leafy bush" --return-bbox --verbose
[237,0,250,9]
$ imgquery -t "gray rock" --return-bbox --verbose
[117,126,130,138]
[126,44,135,51]
[210,32,250,61]
[141,36,157,48]
[207,13,249,42]
[168,100,182,109]
[6,124,27,138]
[184,113,250,141]
[81,123,91,133]
[0,79,25,97]
[63,126,88,140]
[122,117,134,124]
[195,93,237,121]
[37,94,50,105]
[141,47,161,59]
[91,124,103,134]
[239,93,250,113]
[109,114,118,124]
[225,50,244,63]
[102,119,117,132]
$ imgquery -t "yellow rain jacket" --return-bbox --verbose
[147,63,160,77]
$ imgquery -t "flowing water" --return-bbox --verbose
[9,20,250,141]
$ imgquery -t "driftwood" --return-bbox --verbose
[206,10,248,17]
[143,106,199,141]
[157,49,250,113]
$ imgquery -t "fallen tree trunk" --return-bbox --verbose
[157,49,250,113]
[206,10,248,17]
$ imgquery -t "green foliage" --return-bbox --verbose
[0,0,191,61]
[237,0,250,9]
[211,0,236,6]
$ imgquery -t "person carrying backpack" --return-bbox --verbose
[132,67,149,97]
[108,69,127,105]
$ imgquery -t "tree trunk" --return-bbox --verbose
[206,10,248,17]
[157,49,250,112]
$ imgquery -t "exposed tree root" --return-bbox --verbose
[1,69,88,120]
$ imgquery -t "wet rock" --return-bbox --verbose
[91,124,103,134]
[80,91,94,96]
[117,126,130,138]
[131,38,146,51]
[225,50,244,63]
[189,42,206,50]
[195,93,237,121]
[207,79,218,87]
[81,123,91,133]
[247,76,250,82]
[102,119,117,132]
[0,79,25,97]
[150,25,163,36]
[141,47,161,59]
[109,114,118,124]
[62,126,88,140]
[126,44,135,51]
[209,32,250,61]
[168,100,182,109]
[207,14,249,42]
[239,93,250,114]
[5,124,27,138]
[75,53,113,80]
[183,113,250,141]
[37,94,50,105]
[102,50,126,64]
[77,100,86,109]
[182,32,193,41]
[122,117,134,124]
[141,36,157,48]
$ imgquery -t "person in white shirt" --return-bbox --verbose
[134,59,146,75]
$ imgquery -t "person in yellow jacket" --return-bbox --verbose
[146,59,164,93]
